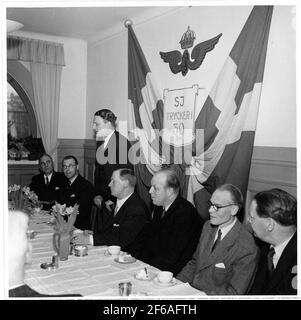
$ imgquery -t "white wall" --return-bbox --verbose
[12,31,87,140]
[86,5,296,148]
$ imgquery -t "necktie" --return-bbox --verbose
[114,203,119,216]
[211,229,222,252]
[161,208,166,219]
[267,247,275,278]
[45,176,49,186]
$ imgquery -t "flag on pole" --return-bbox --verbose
[127,6,274,219]
[127,24,164,208]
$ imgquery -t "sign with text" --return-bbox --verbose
[162,85,201,146]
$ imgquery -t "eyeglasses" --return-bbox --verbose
[208,200,237,212]
[63,164,76,170]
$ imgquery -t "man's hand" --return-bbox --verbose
[93,195,103,208]
[105,200,114,212]
[72,233,91,245]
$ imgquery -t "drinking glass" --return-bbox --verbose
[118,282,132,296]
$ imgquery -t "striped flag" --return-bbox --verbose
[187,6,273,219]
[127,24,164,208]
[127,6,273,219]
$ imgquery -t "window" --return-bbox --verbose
[7,73,44,160]
[7,73,37,139]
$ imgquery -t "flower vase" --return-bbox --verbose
[52,232,71,261]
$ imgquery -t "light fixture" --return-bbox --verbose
[7,19,24,33]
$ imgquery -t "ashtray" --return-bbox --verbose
[74,245,88,257]
[40,262,58,271]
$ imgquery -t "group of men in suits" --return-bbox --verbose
[27,108,297,297]
[29,153,94,231]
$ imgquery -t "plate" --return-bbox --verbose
[114,256,136,264]
[153,276,177,287]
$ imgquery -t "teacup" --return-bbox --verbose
[157,271,173,283]
[108,245,121,256]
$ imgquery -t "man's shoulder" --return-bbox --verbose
[234,220,258,251]
[125,193,148,210]
[173,196,198,214]
[76,175,94,187]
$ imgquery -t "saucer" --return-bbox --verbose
[114,256,136,264]
[153,276,177,287]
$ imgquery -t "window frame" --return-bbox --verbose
[7,72,37,138]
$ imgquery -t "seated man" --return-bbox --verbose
[73,169,149,258]
[177,184,259,295]
[139,168,203,275]
[29,154,67,210]
[248,188,297,295]
[8,210,81,297]
[59,155,94,231]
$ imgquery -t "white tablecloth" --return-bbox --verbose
[25,212,205,298]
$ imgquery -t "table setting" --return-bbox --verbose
[24,211,205,298]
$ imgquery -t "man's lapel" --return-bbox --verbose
[113,193,134,222]
[199,220,241,270]
[266,232,297,291]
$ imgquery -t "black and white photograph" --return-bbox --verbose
[0,0,299,306]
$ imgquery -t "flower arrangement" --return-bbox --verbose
[8,184,40,214]
[50,202,79,234]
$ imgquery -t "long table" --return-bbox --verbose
[24,212,205,298]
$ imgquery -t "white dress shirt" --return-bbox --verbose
[44,172,53,184]
[69,174,78,186]
[272,232,295,268]
[214,217,237,241]
[103,130,115,149]
[115,192,133,215]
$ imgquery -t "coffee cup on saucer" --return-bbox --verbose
[157,271,173,284]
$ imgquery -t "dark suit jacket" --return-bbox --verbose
[59,175,94,231]
[177,220,259,295]
[140,196,203,275]
[249,232,297,295]
[94,131,133,202]
[9,284,81,298]
[29,171,68,210]
[93,192,149,258]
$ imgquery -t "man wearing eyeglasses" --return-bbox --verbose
[59,155,94,231]
[177,184,259,295]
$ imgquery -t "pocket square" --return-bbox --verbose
[215,263,225,269]
[113,224,120,227]
[70,194,76,198]
[55,187,60,190]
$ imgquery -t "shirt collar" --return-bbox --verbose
[69,174,78,185]
[116,192,133,210]
[217,217,237,240]
[103,130,115,149]
[273,231,295,260]
[44,172,53,182]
